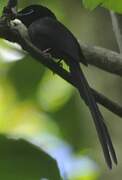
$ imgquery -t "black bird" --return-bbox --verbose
[17,4,117,168]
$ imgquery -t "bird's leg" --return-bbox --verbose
[43,48,51,53]
[43,48,63,67]
[57,59,63,67]
[42,48,52,58]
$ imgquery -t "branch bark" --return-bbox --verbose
[0,19,121,117]
[0,1,122,118]
[81,43,122,76]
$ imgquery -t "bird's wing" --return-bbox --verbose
[28,17,87,65]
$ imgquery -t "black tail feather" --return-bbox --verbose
[70,61,117,168]
[102,121,117,165]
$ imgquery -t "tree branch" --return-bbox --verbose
[92,89,122,117]
[0,1,122,118]
[81,43,122,76]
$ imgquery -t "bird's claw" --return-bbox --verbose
[42,48,52,58]
[57,59,63,67]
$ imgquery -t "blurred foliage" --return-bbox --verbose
[0,0,121,180]
[0,1,7,16]
[8,56,45,99]
[83,0,122,13]
[0,135,61,180]
[83,0,102,10]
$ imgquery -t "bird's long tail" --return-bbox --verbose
[70,60,117,168]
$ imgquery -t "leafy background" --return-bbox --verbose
[0,0,122,180]
[83,0,122,13]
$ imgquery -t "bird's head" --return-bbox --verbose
[17,4,56,27]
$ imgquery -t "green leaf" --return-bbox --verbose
[102,0,122,13]
[0,135,61,180]
[0,0,7,16]
[83,0,102,10]
[83,0,122,13]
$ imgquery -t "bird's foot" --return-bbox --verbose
[43,48,51,53]
[42,48,52,58]
[57,59,63,67]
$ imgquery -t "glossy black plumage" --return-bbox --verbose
[17,4,117,168]
[17,5,57,27]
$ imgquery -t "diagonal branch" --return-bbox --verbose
[81,43,122,76]
[92,89,122,117]
[0,0,122,118]
[0,19,121,117]
[14,25,122,117]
